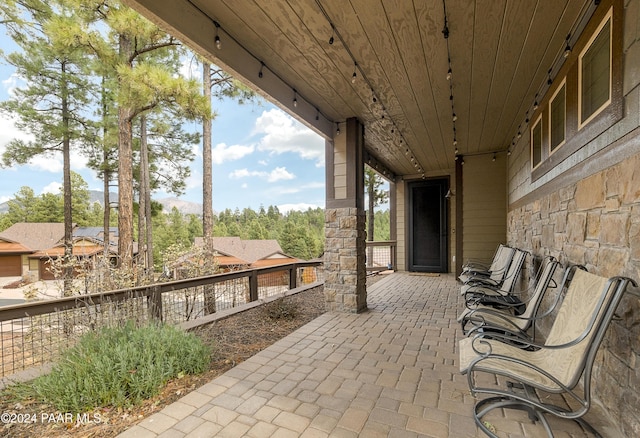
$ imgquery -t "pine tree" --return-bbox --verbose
[0,0,98,294]
[69,0,209,274]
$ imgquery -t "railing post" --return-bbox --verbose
[391,242,397,270]
[249,270,259,302]
[290,264,298,290]
[149,285,163,322]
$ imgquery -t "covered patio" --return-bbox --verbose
[121,0,640,434]
[117,273,619,438]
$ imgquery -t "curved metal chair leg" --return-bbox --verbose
[473,396,603,438]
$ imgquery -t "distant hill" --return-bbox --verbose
[157,197,203,215]
[0,191,204,216]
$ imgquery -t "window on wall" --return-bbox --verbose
[529,1,621,181]
[579,9,612,127]
[549,81,566,152]
[531,115,543,169]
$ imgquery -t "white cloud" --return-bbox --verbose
[266,166,294,182]
[41,181,62,195]
[212,142,254,164]
[0,195,11,203]
[0,113,91,173]
[0,114,33,157]
[2,72,21,96]
[229,166,295,183]
[229,168,253,179]
[254,109,324,165]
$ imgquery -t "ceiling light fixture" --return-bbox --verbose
[293,89,298,108]
[564,33,572,58]
[352,63,357,83]
[446,68,452,81]
[213,21,221,50]
[329,25,335,45]
[258,62,264,78]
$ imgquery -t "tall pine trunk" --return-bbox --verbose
[101,77,111,261]
[202,62,216,314]
[117,34,135,275]
[61,60,74,296]
[138,114,154,284]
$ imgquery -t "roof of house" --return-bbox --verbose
[0,236,32,254]
[30,238,109,259]
[0,224,127,255]
[74,227,119,246]
[0,223,66,251]
[194,236,298,264]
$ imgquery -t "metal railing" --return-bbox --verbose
[0,261,323,378]
[366,240,396,272]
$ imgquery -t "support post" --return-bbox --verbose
[324,118,367,313]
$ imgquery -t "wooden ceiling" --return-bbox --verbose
[125,0,597,178]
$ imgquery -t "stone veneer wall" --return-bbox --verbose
[324,207,367,313]
[507,151,640,436]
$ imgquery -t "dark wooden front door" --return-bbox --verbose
[408,179,448,272]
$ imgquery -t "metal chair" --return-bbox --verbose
[458,267,637,437]
[459,256,560,342]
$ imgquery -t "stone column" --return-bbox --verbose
[324,118,367,313]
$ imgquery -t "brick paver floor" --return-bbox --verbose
[117,272,620,438]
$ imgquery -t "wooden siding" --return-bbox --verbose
[462,153,507,263]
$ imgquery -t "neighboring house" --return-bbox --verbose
[29,236,119,281]
[0,236,32,277]
[0,223,66,279]
[173,237,300,283]
[0,223,124,280]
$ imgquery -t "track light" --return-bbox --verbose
[258,62,264,78]
[352,63,357,83]
[446,68,452,81]
[315,108,319,121]
[452,113,457,122]
[492,153,496,162]
[547,68,553,85]
[329,25,335,45]
[336,123,340,135]
[214,21,221,50]
[442,24,449,39]
[293,90,298,108]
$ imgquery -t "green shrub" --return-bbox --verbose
[29,321,210,412]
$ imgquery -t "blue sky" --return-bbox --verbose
[0,34,326,214]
